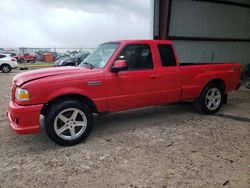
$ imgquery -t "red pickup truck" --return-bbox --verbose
[14,53,37,63]
[7,40,241,146]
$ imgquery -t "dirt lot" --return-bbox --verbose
[0,70,249,188]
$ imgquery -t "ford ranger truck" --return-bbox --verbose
[14,53,37,63]
[7,40,241,146]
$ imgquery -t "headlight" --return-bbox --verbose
[15,87,30,101]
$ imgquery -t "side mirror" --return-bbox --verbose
[110,60,128,72]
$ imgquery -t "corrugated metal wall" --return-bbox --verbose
[170,0,250,39]
[174,41,250,64]
[167,0,250,69]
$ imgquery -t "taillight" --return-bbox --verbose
[11,58,16,61]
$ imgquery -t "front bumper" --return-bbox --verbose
[7,101,43,134]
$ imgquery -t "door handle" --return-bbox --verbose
[150,74,159,79]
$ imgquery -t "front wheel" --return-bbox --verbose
[194,83,224,114]
[1,64,11,73]
[44,100,93,146]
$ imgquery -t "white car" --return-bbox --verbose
[0,54,19,73]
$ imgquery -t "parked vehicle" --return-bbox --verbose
[7,40,241,146]
[54,52,90,67]
[0,54,18,73]
[2,52,16,57]
[35,51,47,61]
[14,53,37,63]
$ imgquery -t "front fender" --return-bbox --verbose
[19,77,107,112]
[46,87,92,103]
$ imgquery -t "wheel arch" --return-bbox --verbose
[201,78,226,94]
[207,78,225,90]
[41,94,98,115]
[0,63,11,69]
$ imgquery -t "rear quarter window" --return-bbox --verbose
[158,44,176,67]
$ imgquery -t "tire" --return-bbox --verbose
[194,83,224,115]
[1,64,11,73]
[44,100,93,146]
[30,60,36,64]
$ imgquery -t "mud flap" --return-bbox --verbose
[223,93,228,104]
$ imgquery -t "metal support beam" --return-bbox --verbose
[159,0,170,39]
[153,0,172,39]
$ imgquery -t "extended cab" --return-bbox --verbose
[7,40,241,146]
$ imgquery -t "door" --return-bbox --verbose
[156,44,182,102]
[105,44,163,112]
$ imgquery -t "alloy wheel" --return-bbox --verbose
[205,88,221,110]
[54,108,87,140]
[2,65,10,73]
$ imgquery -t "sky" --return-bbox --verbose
[0,0,152,48]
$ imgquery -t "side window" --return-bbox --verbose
[158,44,176,67]
[0,55,6,58]
[116,44,153,70]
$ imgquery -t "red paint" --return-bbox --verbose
[14,53,37,62]
[7,101,42,134]
[7,40,241,134]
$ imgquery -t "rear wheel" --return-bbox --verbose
[30,59,36,63]
[44,100,93,146]
[1,64,11,73]
[194,83,224,114]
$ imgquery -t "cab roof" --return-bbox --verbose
[104,40,173,45]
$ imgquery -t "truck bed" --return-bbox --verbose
[178,62,241,101]
[180,62,238,66]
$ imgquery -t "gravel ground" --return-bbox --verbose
[0,70,249,188]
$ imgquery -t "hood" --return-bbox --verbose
[14,66,96,86]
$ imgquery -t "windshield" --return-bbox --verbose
[80,42,120,68]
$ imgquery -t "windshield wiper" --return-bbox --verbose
[81,62,95,69]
